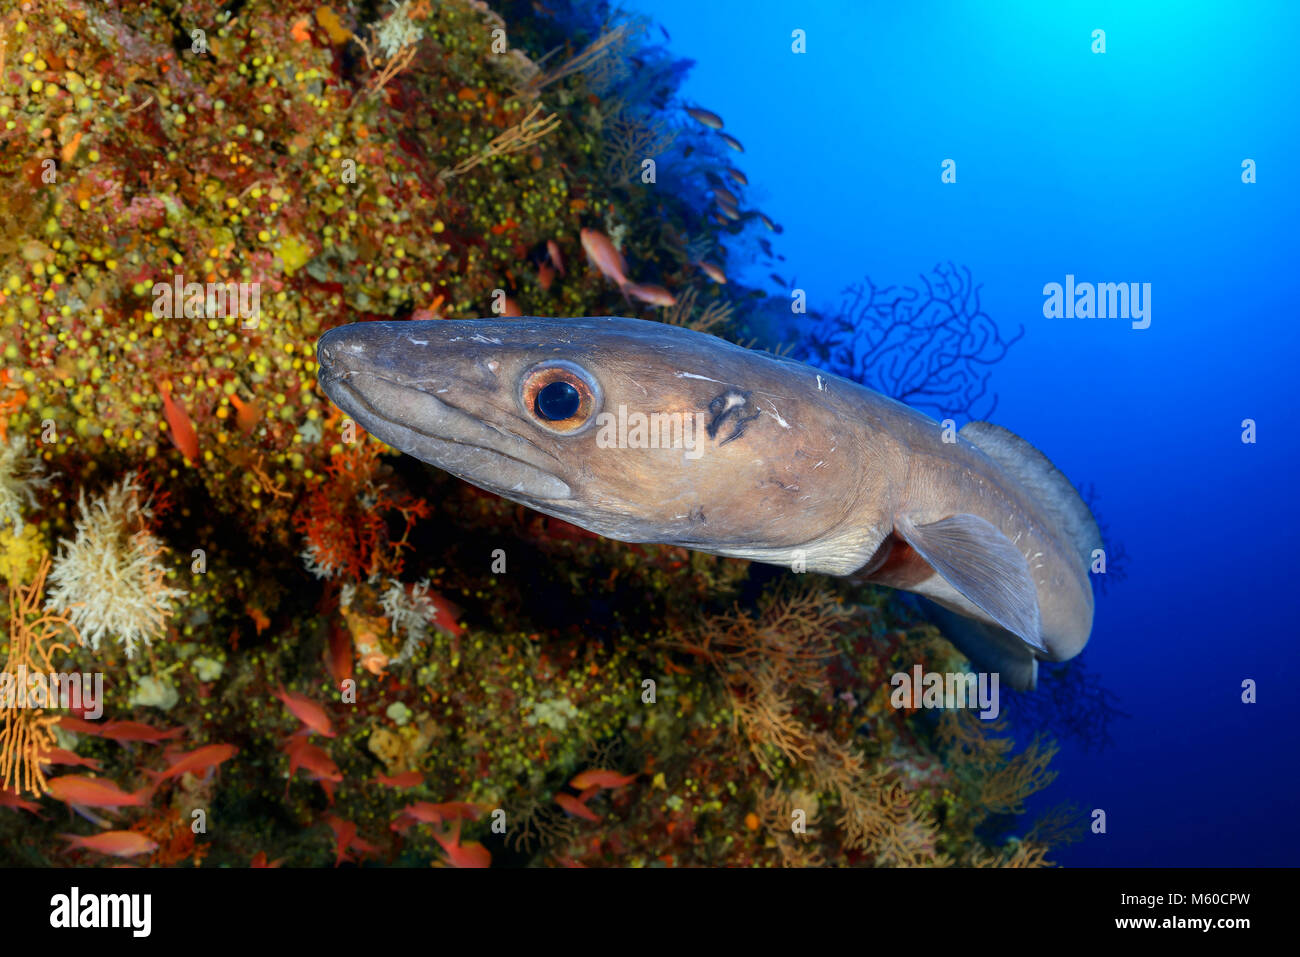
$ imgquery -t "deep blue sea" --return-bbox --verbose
[623,0,1299,865]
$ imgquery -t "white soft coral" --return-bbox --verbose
[375,1,423,60]
[0,434,50,533]
[379,578,438,663]
[45,474,186,657]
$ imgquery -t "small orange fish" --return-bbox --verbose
[228,393,262,433]
[285,738,339,776]
[250,851,284,868]
[285,737,342,800]
[47,775,152,809]
[326,622,354,686]
[546,239,565,275]
[555,792,601,822]
[392,800,481,830]
[501,297,522,317]
[0,788,44,815]
[685,106,724,129]
[431,801,481,821]
[37,748,103,770]
[725,167,748,186]
[58,716,110,737]
[626,283,677,307]
[759,213,783,234]
[61,830,158,859]
[538,261,556,292]
[274,686,336,738]
[569,769,638,790]
[579,228,629,289]
[697,261,728,284]
[159,381,199,461]
[246,604,271,635]
[98,720,186,744]
[717,132,745,153]
[325,814,381,867]
[376,770,424,788]
[391,802,442,830]
[426,591,463,638]
[432,819,491,868]
[150,744,238,783]
[713,185,739,206]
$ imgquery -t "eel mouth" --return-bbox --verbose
[320,371,572,501]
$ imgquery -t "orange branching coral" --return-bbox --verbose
[728,661,817,772]
[666,582,842,771]
[599,104,676,184]
[739,688,949,866]
[668,581,847,689]
[515,23,632,97]
[1025,802,1087,849]
[969,841,1054,868]
[976,736,1060,815]
[0,556,76,796]
[439,103,561,181]
[672,583,950,865]
[937,710,1059,815]
[809,733,952,867]
[936,707,1015,762]
[663,287,735,336]
[753,783,827,868]
[293,434,430,582]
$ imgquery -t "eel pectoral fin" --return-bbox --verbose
[915,598,1039,691]
[895,513,1045,653]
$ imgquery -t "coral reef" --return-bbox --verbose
[0,0,1078,867]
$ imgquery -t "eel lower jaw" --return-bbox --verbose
[320,372,573,502]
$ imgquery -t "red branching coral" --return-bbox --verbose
[293,430,430,582]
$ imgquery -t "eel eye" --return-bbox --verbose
[537,380,580,420]
[520,360,601,434]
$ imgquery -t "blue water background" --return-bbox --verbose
[622,0,1300,865]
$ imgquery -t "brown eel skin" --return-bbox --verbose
[317,316,1102,690]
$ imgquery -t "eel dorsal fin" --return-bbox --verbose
[959,420,1102,568]
[895,513,1044,652]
